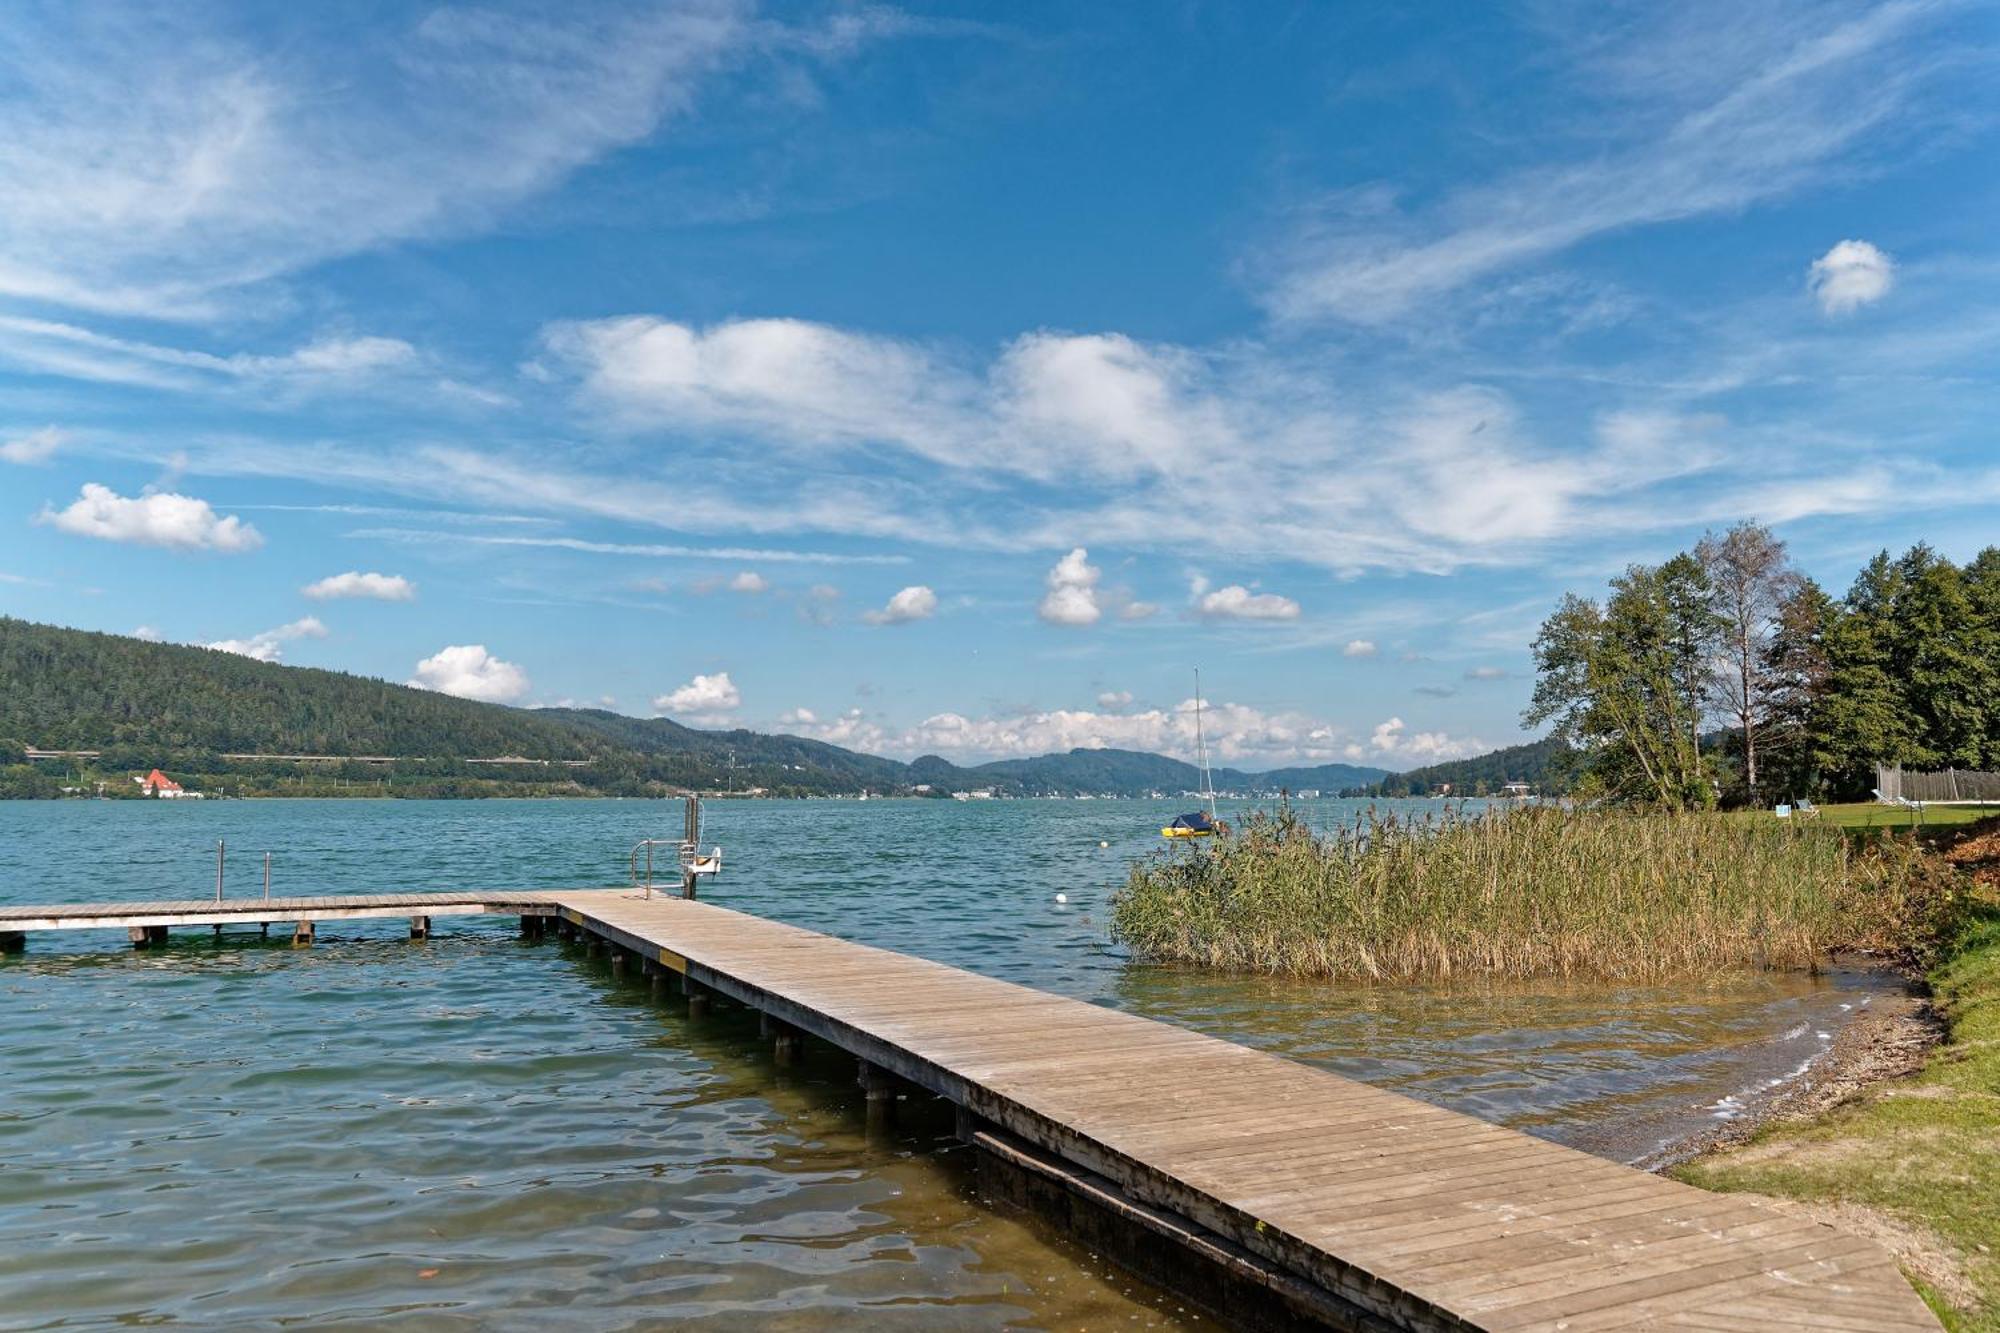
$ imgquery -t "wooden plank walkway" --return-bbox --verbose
[0,888,1937,1331]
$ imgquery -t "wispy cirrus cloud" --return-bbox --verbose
[0,4,759,318]
[1258,1,1946,326]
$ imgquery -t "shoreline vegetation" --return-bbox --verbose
[1675,817,2000,1331]
[1112,804,1968,982]
[1116,804,2000,1326]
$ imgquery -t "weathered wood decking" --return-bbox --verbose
[1,888,1937,1331]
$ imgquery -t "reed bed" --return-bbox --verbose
[1111,805,1964,981]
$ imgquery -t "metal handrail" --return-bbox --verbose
[630,795,723,899]
[629,838,686,897]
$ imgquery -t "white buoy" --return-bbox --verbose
[1098,840,1109,849]
[1055,892,1068,904]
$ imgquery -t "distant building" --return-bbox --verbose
[135,769,200,799]
[1501,782,1534,800]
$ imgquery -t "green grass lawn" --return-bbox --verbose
[1741,801,2000,831]
[1675,883,2000,1328]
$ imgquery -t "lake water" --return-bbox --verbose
[0,798,1900,1329]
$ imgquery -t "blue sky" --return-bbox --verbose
[1,1,1995,768]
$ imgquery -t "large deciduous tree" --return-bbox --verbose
[1525,561,1717,809]
[1696,522,1799,803]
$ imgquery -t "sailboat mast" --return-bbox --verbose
[1195,668,1215,819]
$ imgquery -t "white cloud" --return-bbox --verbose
[1096,690,1133,709]
[653,670,741,718]
[132,625,163,641]
[544,317,1235,481]
[302,570,415,601]
[1194,582,1301,622]
[0,425,62,464]
[728,570,769,593]
[37,483,262,552]
[762,692,1493,770]
[206,616,327,663]
[1808,239,1895,314]
[1342,639,1378,658]
[1361,716,1486,764]
[1038,547,1102,626]
[862,584,938,625]
[409,644,530,702]
[1464,665,1510,681]
[906,698,1346,766]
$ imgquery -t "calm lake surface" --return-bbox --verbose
[0,798,1900,1329]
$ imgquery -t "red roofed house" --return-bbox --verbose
[136,769,193,799]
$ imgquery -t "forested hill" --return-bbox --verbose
[1,616,1395,796]
[0,617,602,759]
[1365,737,1571,797]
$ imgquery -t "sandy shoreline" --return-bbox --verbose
[1641,960,1941,1172]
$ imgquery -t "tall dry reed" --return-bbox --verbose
[1111,805,1963,981]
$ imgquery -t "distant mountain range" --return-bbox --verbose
[3,616,1549,797]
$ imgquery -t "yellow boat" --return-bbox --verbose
[1161,812,1221,838]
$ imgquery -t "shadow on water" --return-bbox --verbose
[0,923,1215,1331]
[0,798,1913,1327]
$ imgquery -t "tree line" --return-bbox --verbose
[1526,526,2000,808]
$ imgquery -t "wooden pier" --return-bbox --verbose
[0,889,1937,1331]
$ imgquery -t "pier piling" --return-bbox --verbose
[409,915,431,941]
[0,887,1942,1333]
[858,1059,897,1138]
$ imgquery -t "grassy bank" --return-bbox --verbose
[1112,805,1965,981]
[1674,820,2000,1328]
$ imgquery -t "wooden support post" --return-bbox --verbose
[953,1103,982,1144]
[858,1059,896,1139]
[610,948,628,980]
[129,925,167,949]
[292,920,315,947]
[409,915,431,941]
[259,922,269,939]
[757,1011,805,1063]
[0,930,25,954]
[685,976,710,1019]
[774,1024,803,1066]
[213,923,224,940]
[520,914,543,940]
[587,934,606,958]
